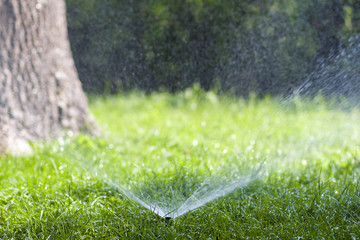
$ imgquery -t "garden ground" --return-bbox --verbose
[1,90,360,239]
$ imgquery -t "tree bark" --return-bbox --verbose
[0,0,95,154]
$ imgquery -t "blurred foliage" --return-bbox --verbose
[66,0,360,96]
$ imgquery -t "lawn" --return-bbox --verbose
[1,89,360,239]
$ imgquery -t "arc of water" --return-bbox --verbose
[173,163,264,218]
[110,162,265,219]
[173,175,254,218]
[111,182,167,217]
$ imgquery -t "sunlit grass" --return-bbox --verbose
[1,89,360,239]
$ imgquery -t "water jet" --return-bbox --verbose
[108,165,263,220]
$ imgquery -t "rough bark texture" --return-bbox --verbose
[0,0,94,154]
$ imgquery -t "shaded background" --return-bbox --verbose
[66,0,360,97]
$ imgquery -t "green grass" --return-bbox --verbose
[1,89,360,239]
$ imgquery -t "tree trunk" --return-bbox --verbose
[0,0,95,154]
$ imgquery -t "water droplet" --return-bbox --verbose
[35,3,42,10]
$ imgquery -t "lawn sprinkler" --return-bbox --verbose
[165,216,172,226]
[153,213,172,226]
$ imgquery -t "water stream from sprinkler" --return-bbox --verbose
[109,163,264,219]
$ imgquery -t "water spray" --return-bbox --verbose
[107,162,265,222]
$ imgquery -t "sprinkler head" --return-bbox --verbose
[165,217,172,226]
